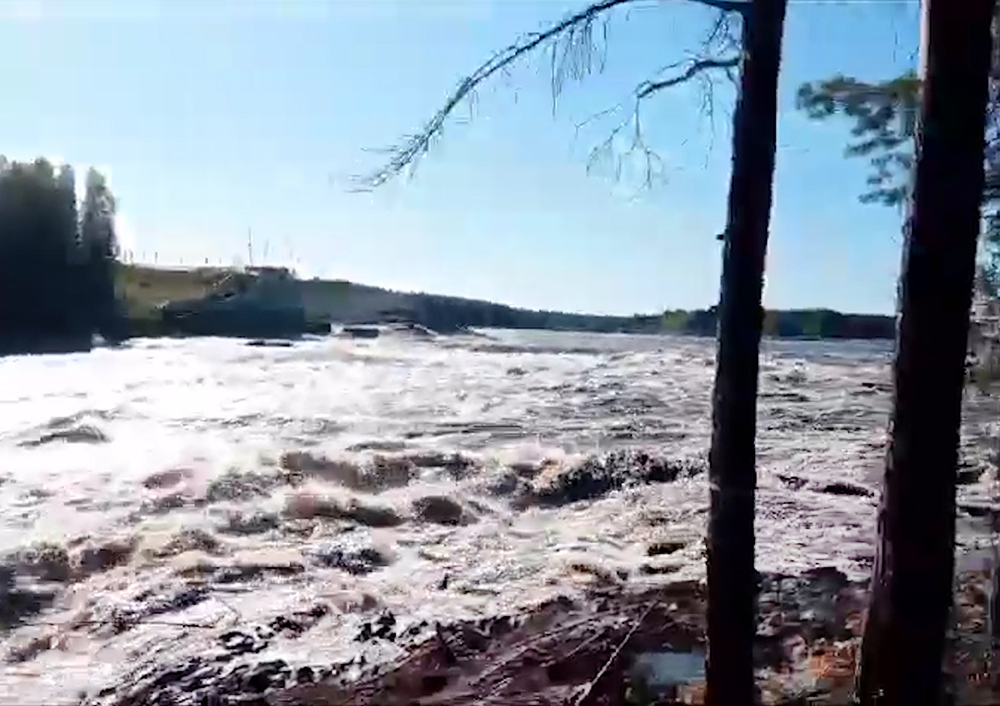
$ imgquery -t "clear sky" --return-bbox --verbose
[0,0,921,315]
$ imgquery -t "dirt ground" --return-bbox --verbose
[82,565,998,706]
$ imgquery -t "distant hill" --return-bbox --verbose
[118,264,897,340]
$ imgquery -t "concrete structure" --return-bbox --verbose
[156,266,424,330]
[158,266,313,337]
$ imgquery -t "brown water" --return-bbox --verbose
[0,330,995,704]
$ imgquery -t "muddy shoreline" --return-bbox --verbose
[57,564,993,706]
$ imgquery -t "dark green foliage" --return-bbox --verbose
[375,293,894,338]
[798,62,1000,290]
[374,295,667,334]
[796,73,920,208]
[0,157,120,352]
[660,305,893,339]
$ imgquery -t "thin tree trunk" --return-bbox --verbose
[857,1,996,704]
[704,0,787,704]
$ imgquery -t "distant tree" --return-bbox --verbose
[0,157,121,349]
[80,167,121,330]
[797,72,921,208]
[796,9,1000,291]
[662,309,691,331]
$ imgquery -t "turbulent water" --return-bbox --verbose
[0,329,996,704]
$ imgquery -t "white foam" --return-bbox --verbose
[0,332,994,703]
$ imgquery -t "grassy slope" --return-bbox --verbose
[117,264,897,338]
[116,265,669,333]
[117,265,232,316]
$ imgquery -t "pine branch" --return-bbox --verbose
[352,0,750,190]
[796,73,920,208]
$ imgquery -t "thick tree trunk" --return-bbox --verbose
[857,1,996,704]
[704,0,786,704]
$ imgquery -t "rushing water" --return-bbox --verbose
[0,330,995,704]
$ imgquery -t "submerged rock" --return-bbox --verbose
[307,541,392,575]
[280,452,366,488]
[0,565,57,633]
[519,450,703,507]
[142,467,194,490]
[145,528,221,559]
[647,541,687,557]
[217,510,281,536]
[279,450,476,493]
[284,491,403,528]
[204,469,280,503]
[73,537,137,577]
[14,542,72,583]
[816,482,872,498]
[19,424,109,447]
[246,338,294,347]
[412,495,476,526]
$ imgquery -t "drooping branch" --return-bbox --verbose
[796,73,921,207]
[798,62,1000,290]
[354,0,750,190]
[637,55,740,98]
[582,54,740,191]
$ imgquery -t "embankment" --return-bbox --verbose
[117,265,897,340]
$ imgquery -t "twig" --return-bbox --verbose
[353,0,749,190]
[577,51,739,193]
[543,627,612,668]
[573,602,655,706]
[635,56,740,99]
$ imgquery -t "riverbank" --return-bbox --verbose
[116,264,898,341]
[11,566,992,705]
[0,265,901,351]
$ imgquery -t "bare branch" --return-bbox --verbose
[694,0,751,12]
[549,7,611,115]
[636,56,740,99]
[579,51,739,194]
[353,0,750,190]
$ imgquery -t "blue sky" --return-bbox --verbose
[0,0,920,315]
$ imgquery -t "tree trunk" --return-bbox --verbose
[857,1,996,704]
[704,0,787,704]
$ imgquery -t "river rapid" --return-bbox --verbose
[0,330,996,704]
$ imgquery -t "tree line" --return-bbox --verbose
[0,156,900,346]
[356,0,997,704]
[0,157,120,352]
[666,306,896,339]
[381,293,896,337]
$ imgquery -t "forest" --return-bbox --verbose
[0,180,898,346]
[0,157,120,353]
[341,286,896,337]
